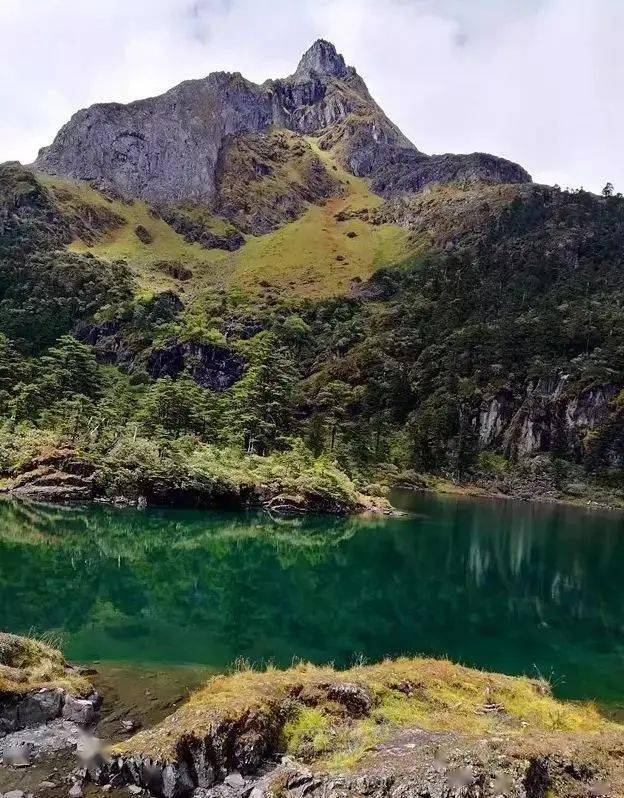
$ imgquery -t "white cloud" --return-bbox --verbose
[1,0,622,192]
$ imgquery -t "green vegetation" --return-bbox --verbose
[1,159,624,508]
[115,656,619,767]
[283,706,332,759]
[36,138,412,301]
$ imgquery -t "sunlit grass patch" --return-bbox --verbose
[0,631,90,696]
[115,655,622,769]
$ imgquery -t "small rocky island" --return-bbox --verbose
[1,633,621,798]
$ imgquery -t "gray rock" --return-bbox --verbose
[223,772,245,789]
[4,791,27,798]
[62,695,98,727]
[121,718,140,732]
[0,719,82,762]
[2,742,32,767]
[33,41,530,208]
[68,784,83,798]
[147,342,245,392]
[292,39,348,82]
[326,682,372,717]
[162,762,194,798]
[12,689,64,730]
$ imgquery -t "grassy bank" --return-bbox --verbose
[0,632,90,696]
[115,656,620,771]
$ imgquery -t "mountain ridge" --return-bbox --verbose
[33,39,530,206]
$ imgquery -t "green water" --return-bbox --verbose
[1,491,624,702]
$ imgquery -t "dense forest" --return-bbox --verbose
[1,162,623,509]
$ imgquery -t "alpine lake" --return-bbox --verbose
[1,490,624,706]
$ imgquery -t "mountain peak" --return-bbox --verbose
[293,39,348,81]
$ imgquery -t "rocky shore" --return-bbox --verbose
[2,636,622,798]
[0,634,101,796]
[0,448,393,517]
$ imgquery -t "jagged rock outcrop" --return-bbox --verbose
[370,149,531,198]
[33,41,530,207]
[86,661,620,798]
[4,448,96,503]
[158,208,245,251]
[214,130,341,234]
[77,322,246,392]
[477,376,624,466]
[147,342,245,391]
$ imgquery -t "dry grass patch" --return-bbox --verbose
[0,631,90,697]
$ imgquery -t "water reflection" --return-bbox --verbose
[0,492,623,702]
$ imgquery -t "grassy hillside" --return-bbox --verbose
[38,173,230,298]
[3,157,624,509]
[36,135,413,301]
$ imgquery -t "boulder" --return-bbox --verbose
[62,694,99,726]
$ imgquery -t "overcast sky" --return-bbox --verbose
[1,0,622,193]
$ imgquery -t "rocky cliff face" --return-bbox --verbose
[34,40,530,207]
[477,376,624,467]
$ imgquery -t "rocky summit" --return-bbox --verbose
[33,40,530,205]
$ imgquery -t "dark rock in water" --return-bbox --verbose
[148,343,245,392]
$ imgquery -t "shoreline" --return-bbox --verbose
[4,643,624,798]
[394,475,624,514]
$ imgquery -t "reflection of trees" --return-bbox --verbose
[0,495,623,700]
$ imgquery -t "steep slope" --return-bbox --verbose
[29,142,412,300]
[34,40,530,209]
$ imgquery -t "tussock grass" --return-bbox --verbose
[115,656,617,768]
[0,631,90,696]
